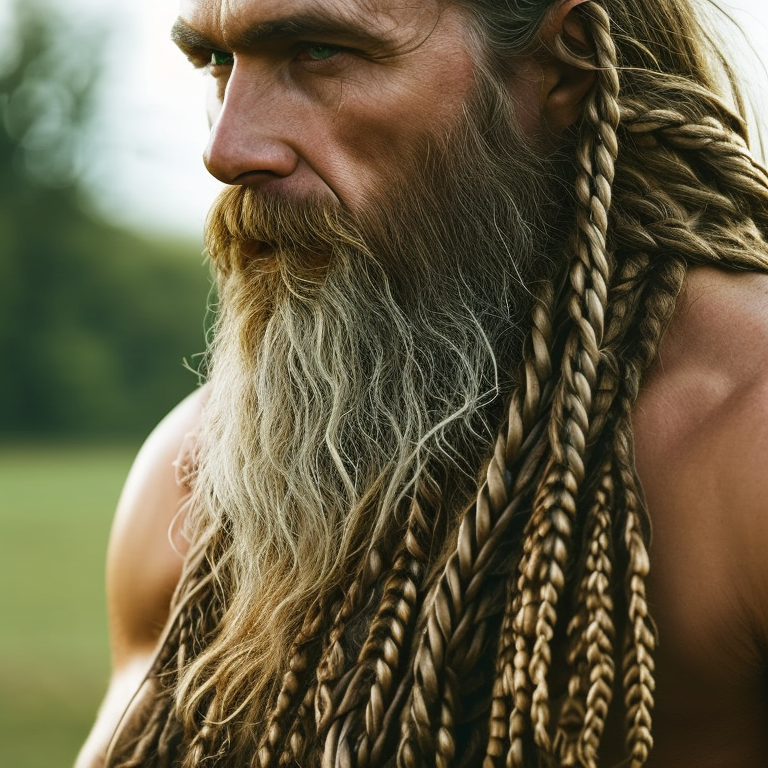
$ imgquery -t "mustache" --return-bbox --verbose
[205,186,370,274]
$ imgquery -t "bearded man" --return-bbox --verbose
[75,0,768,766]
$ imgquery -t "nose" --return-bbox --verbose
[203,64,300,186]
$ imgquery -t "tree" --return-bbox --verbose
[0,0,211,439]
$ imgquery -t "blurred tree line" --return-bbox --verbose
[0,0,211,440]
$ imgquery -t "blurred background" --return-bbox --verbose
[0,0,218,764]
[1,0,767,765]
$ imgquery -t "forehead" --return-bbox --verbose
[178,0,447,47]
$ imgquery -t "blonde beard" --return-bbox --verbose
[178,80,560,748]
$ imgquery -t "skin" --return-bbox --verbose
[75,0,768,765]
[630,267,768,767]
[189,0,483,206]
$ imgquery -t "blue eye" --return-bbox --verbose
[210,50,234,67]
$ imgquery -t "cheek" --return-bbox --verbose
[505,60,547,141]
[331,54,477,191]
[512,85,544,139]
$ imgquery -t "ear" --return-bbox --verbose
[537,0,597,135]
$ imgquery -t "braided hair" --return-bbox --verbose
[106,1,768,767]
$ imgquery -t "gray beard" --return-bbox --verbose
[185,78,562,694]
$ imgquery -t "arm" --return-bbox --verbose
[74,388,206,768]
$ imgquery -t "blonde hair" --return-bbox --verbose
[107,2,768,767]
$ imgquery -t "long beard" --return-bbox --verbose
[182,79,562,736]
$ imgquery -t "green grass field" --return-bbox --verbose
[0,444,140,768]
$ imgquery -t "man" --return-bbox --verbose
[76,0,768,766]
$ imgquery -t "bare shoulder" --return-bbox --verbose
[659,265,768,377]
[634,265,768,471]
[675,266,768,602]
[633,264,768,657]
[75,387,207,768]
[107,385,208,666]
[635,265,768,493]
[629,267,768,765]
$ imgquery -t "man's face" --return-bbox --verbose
[176,0,563,705]
[173,0,544,209]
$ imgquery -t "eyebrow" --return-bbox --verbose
[170,10,392,55]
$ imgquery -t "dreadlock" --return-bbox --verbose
[106,0,768,766]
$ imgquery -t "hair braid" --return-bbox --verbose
[255,599,327,768]
[314,549,386,735]
[358,475,442,768]
[272,598,344,768]
[609,255,686,768]
[279,673,321,766]
[615,104,768,272]
[112,683,179,768]
[483,281,558,768]
[174,538,238,767]
[576,254,685,768]
[110,625,184,767]
[547,238,664,766]
[621,104,768,218]
[317,474,440,768]
[106,523,227,768]
[554,455,615,768]
[484,244,650,768]
[614,441,654,768]
[265,599,344,768]
[503,2,621,759]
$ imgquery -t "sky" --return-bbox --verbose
[76,0,224,238]
[24,0,768,239]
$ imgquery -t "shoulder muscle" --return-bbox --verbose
[635,266,768,661]
[107,386,206,668]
